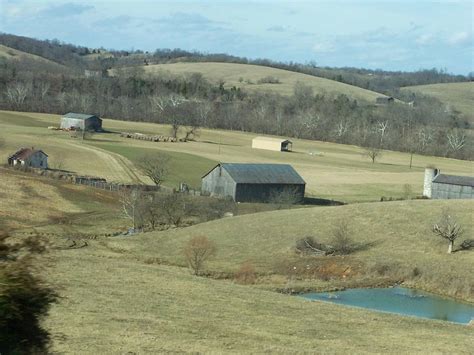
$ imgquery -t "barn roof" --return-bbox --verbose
[8,148,48,160]
[252,136,292,144]
[433,174,474,187]
[63,112,99,120]
[204,163,305,184]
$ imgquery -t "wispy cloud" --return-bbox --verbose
[416,34,434,45]
[267,25,287,32]
[39,2,94,17]
[446,31,472,46]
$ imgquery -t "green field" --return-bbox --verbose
[402,82,474,124]
[137,62,388,103]
[2,110,472,203]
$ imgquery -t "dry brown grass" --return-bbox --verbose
[44,244,474,354]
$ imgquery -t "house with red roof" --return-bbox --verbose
[7,148,48,169]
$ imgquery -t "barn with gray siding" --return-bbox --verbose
[201,163,306,203]
[60,113,102,131]
[8,148,48,169]
[423,168,474,199]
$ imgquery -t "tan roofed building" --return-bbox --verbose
[252,136,292,152]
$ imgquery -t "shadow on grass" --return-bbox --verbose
[200,140,241,147]
[304,197,345,206]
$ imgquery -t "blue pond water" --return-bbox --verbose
[301,287,474,324]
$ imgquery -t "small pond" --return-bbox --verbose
[301,287,474,324]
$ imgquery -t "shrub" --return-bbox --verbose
[331,219,357,255]
[257,76,281,84]
[183,236,216,275]
[234,261,257,284]
[460,239,474,250]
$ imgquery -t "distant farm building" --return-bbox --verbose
[423,168,474,199]
[252,137,293,152]
[201,163,305,203]
[8,148,48,169]
[84,69,105,78]
[60,113,102,131]
[376,96,394,105]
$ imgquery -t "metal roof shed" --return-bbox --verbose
[201,163,305,202]
[252,136,293,152]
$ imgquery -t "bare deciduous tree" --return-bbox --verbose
[432,209,463,254]
[446,130,466,154]
[183,235,216,275]
[6,82,30,109]
[119,188,147,230]
[364,145,382,164]
[136,153,170,186]
[331,219,357,255]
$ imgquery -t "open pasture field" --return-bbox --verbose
[402,82,474,124]
[44,239,473,354]
[1,113,472,353]
[0,167,126,234]
[108,198,474,301]
[1,110,472,202]
[138,62,387,102]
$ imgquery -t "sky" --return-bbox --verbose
[1,0,473,74]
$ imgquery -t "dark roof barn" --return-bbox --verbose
[201,163,306,202]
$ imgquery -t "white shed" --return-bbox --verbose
[252,137,292,152]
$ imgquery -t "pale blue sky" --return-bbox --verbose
[1,0,473,73]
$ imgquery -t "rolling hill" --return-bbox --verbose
[0,44,68,72]
[1,112,473,353]
[402,82,474,124]
[139,62,388,102]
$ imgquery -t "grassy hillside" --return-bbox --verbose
[1,110,473,202]
[0,44,67,71]
[139,62,388,102]
[402,82,474,124]
[1,147,472,353]
[44,244,473,353]
[108,199,474,301]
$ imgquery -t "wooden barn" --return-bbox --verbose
[423,168,474,199]
[8,148,48,169]
[252,137,293,152]
[201,163,305,202]
[60,113,102,131]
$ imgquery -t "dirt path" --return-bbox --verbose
[63,141,150,184]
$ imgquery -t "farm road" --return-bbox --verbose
[64,141,151,184]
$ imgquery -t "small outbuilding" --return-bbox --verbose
[201,163,306,203]
[423,168,474,199]
[376,96,394,105]
[252,136,293,152]
[60,113,102,131]
[8,148,48,169]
